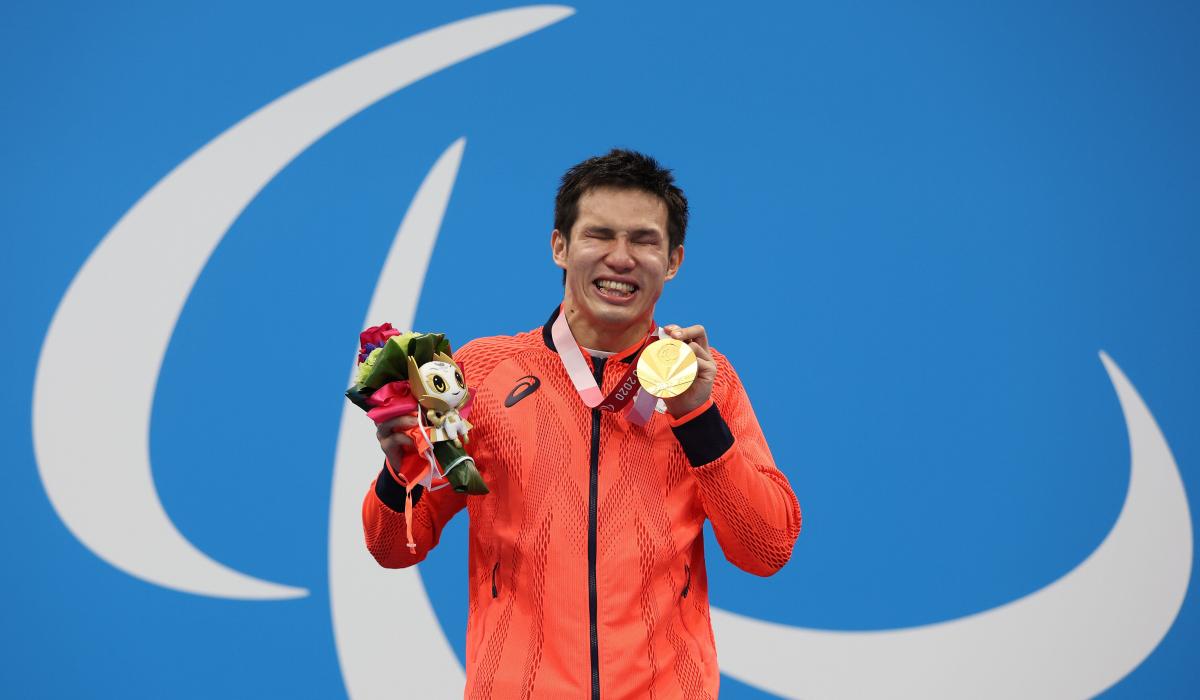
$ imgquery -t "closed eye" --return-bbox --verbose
[631,229,662,245]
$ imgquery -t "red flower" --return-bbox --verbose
[365,380,418,424]
[359,323,401,352]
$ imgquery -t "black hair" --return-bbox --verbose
[554,148,689,251]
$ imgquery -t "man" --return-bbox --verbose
[363,149,801,699]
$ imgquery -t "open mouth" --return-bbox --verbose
[594,278,639,301]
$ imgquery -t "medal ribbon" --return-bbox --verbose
[551,309,660,425]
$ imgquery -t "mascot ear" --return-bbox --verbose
[407,356,428,399]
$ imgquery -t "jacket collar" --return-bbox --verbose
[541,306,652,365]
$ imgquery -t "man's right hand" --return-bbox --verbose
[376,414,419,467]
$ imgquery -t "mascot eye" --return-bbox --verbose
[454,370,464,388]
[432,374,447,392]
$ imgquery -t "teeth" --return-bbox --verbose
[596,280,636,294]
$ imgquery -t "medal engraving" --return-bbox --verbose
[637,338,697,398]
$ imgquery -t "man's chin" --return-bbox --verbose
[591,305,652,332]
[569,288,657,333]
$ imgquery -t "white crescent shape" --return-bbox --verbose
[711,351,1192,699]
[31,5,576,600]
[329,138,468,700]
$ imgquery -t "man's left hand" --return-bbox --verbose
[660,324,717,419]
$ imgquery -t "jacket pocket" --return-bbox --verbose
[675,562,710,680]
[491,560,500,598]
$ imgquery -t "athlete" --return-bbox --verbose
[363,149,801,699]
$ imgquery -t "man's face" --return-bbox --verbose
[551,187,683,346]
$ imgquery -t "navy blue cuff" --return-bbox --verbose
[374,465,424,512]
[671,402,735,466]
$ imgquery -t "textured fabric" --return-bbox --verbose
[361,314,802,699]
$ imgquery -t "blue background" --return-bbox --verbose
[2,1,1198,697]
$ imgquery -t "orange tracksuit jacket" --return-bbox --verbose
[362,310,802,699]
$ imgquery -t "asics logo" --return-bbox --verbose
[504,375,541,407]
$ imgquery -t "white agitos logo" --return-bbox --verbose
[32,7,1192,699]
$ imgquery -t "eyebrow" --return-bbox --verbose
[584,226,662,237]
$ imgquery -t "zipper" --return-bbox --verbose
[588,357,605,700]
[682,564,691,599]
[491,561,500,598]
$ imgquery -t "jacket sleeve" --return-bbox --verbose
[362,453,468,568]
[670,353,802,576]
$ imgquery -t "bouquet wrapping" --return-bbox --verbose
[347,323,488,549]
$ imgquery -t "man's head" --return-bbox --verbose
[554,149,689,252]
[551,149,689,351]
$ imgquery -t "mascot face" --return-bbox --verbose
[416,360,467,410]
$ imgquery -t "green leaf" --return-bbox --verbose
[357,331,456,390]
[344,386,375,411]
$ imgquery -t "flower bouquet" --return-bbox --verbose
[347,323,488,544]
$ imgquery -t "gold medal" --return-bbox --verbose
[636,338,697,398]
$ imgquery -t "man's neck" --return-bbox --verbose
[561,304,652,354]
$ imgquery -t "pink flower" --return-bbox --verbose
[365,380,419,424]
[359,323,401,353]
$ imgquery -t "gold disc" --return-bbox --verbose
[636,338,698,398]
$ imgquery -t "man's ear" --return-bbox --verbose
[665,244,684,281]
[551,229,568,270]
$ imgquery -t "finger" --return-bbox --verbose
[690,344,717,382]
[384,434,415,449]
[377,414,418,434]
[666,324,708,349]
[689,340,714,364]
[380,435,415,460]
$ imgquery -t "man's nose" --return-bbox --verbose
[604,235,635,270]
